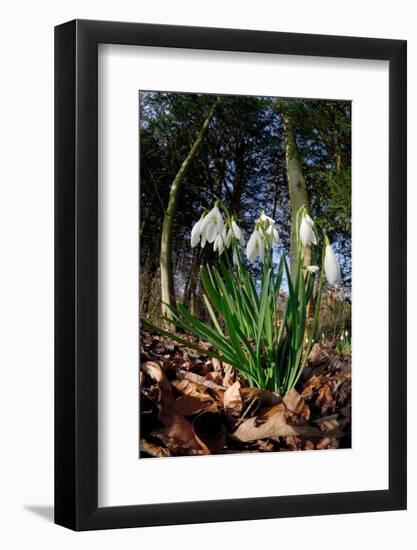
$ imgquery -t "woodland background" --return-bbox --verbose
[139,91,352,337]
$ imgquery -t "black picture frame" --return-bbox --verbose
[55,19,407,531]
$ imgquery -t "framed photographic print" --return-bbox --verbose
[55,19,407,530]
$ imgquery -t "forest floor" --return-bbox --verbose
[140,328,351,457]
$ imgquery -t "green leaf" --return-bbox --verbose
[203,294,224,336]
[141,318,231,364]
[257,267,272,349]
[200,265,223,312]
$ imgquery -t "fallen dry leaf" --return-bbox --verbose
[314,414,340,433]
[223,381,243,416]
[172,378,213,401]
[316,383,334,415]
[223,363,236,387]
[231,403,322,442]
[283,388,310,420]
[240,387,282,407]
[301,375,322,398]
[304,440,315,451]
[141,361,172,394]
[174,395,216,416]
[140,439,171,458]
[308,342,329,364]
[141,359,204,453]
[211,357,222,372]
[316,437,339,450]
[158,398,202,452]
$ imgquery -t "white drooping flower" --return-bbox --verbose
[231,220,245,246]
[190,215,205,248]
[246,229,265,262]
[200,205,224,243]
[213,232,225,255]
[266,223,279,244]
[232,247,239,266]
[259,212,276,225]
[306,265,319,273]
[299,213,317,248]
[258,212,279,246]
[225,228,233,248]
[324,240,341,286]
[225,219,245,248]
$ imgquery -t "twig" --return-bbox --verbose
[235,397,258,426]
[176,369,225,392]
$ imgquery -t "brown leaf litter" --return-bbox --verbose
[139,329,351,457]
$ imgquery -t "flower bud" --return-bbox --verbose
[299,214,317,248]
[190,216,205,248]
[213,233,225,255]
[246,229,265,262]
[324,240,341,286]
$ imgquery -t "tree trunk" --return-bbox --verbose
[160,99,219,324]
[140,254,158,316]
[184,247,201,306]
[282,114,311,278]
[333,141,343,176]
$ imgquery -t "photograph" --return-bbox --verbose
[139,90,352,458]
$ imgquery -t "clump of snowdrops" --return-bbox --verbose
[152,200,341,396]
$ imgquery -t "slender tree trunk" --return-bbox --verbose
[335,150,342,174]
[333,140,343,176]
[282,114,311,277]
[184,247,201,306]
[160,99,219,324]
[140,255,157,316]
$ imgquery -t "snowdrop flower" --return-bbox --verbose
[226,219,245,248]
[246,229,265,262]
[257,211,279,246]
[232,247,239,266]
[200,205,224,243]
[299,213,317,248]
[306,265,319,274]
[231,220,245,246]
[190,215,206,248]
[213,232,225,255]
[324,238,341,286]
[266,223,279,244]
[305,214,314,226]
[259,212,276,225]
